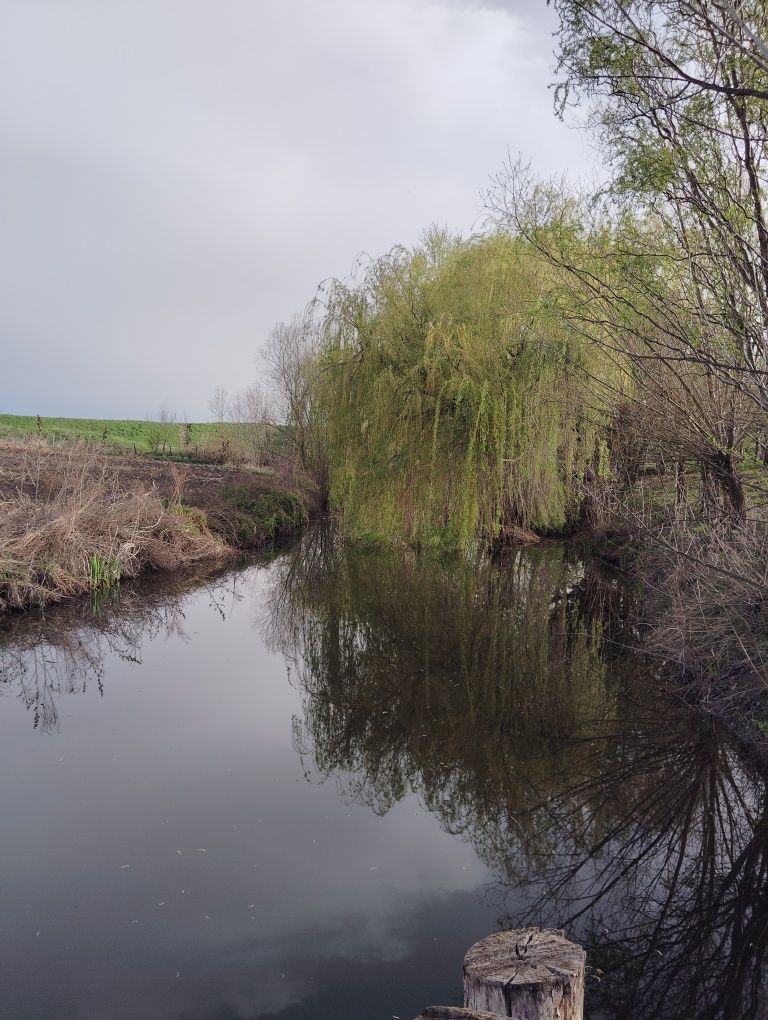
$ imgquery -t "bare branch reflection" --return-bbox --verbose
[0,565,246,732]
[266,525,768,1020]
[508,715,768,1020]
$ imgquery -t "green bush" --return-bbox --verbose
[218,486,307,546]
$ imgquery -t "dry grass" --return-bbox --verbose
[0,444,228,612]
[640,521,768,702]
[576,459,768,712]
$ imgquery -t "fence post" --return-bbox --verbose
[416,928,585,1020]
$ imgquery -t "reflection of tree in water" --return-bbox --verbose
[266,525,768,1020]
[0,567,244,732]
[512,714,768,1020]
[265,524,624,836]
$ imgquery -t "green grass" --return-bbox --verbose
[216,486,308,546]
[87,553,123,592]
[0,414,288,458]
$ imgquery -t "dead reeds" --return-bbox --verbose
[0,443,227,612]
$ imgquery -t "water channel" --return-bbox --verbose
[1,526,766,1019]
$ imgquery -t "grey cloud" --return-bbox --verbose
[0,0,594,419]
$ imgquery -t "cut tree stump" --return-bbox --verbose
[462,928,585,1020]
[416,1009,520,1020]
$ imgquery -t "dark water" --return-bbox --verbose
[1,527,767,1020]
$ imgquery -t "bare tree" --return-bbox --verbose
[227,382,274,465]
[262,313,329,499]
[145,404,177,454]
[551,0,768,411]
[486,158,765,521]
[208,386,229,424]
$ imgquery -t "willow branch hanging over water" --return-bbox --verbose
[315,230,618,550]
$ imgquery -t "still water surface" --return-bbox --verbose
[1,527,767,1019]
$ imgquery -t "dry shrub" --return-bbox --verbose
[641,522,768,701]
[0,446,227,612]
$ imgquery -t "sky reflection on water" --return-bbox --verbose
[1,533,766,1019]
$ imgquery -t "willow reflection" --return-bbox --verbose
[265,524,622,846]
[266,526,768,1020]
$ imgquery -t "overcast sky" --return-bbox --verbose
[1,0,597,420]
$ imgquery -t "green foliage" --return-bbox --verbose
[317,231,615,549]
[552,0,768,424]
[219,486,307,546]
[167,502,209,534]
[87,554,122,593]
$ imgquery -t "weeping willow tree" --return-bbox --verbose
[316,230,616,549]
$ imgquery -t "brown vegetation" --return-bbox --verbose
[0,438,313,507]
[0,443,227,611]
[640,523,768,703]
[0,440,315,613]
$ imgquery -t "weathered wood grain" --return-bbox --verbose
[415,1008,522,1020]
[462,928,585,1020]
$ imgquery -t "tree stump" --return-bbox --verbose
[416,1009,517,1020]
[462,929,585,1020]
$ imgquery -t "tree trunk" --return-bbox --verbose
[462,929,585,1020]
[701,460,721,517]
[675,460,686,513]
[711,453,746,523]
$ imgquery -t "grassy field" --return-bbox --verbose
[0,413,230,454]
[0,414,291,462]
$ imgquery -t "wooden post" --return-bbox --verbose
[417,1010,508,1020]
[416,928,585,1020]
[464,929,584,1020]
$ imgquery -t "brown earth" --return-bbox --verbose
[0,440,319,514]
